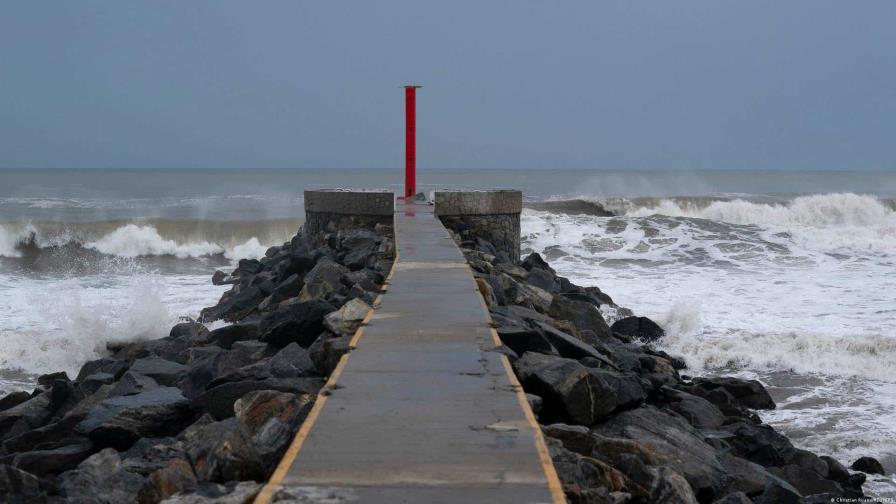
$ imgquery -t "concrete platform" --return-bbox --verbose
[255,202,564,504]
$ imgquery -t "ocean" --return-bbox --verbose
[1,168,895,495]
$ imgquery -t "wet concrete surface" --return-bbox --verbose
[265,202,561,503]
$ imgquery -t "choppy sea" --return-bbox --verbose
[1,168,894,496]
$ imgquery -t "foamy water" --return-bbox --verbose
[522,193,896,496]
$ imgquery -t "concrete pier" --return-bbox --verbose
[255,192,563,504]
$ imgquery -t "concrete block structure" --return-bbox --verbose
[303,189,394,241]
[434,190,522,263]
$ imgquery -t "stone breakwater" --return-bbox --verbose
[0,222,394,503]
[0,214,884,503]
[449,233,881,504]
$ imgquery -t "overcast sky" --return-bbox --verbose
[1,1,894,170]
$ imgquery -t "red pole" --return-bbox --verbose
[404,85,420,198]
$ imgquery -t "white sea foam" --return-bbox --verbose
[0,223,272,259]
[0,273,227,381]
[521,192,896,487]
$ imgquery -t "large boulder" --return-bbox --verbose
[258,300,335,347]
[11,441,94,476]
[593,406,729,501]
[129,356,188,387]
[299,258,349,301]
[258,273,304,311]
[513,353,643,425]
[58,448,145,504]
[685,377,775,410]
[611,316,665,343]
[0,393,53,439]
[138,458,197,504]
[534,322,615,368]
[203,322,260,350]
[76,387,193,450]
[192,377,323,420]
[181,418,264,483]
[323,298,370,336]
[0,464,45,503]
[851,456,885,475]
[548,296,612,341]
[234,390,312,471]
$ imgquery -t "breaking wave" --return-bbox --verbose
[0,219,300,260]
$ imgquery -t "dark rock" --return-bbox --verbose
[204,322,260,350]
[129,356,188,387]
[545,437,629,503]
[234,390,312,471]
[75,357,129,382]
[76,386,193,450]
[753,481,802,504]
[722,422,798,467]
[535,322,616,368]
[820,456,851,484]
[258,273,304,310]
[0,464,44,503]
[258,300,335,347]
[159,481,261,503]
[299,258,349,301]
[521,252,555,274]
[269,342,317,378]
[122,437,185,476]
[593,406,729,500]
[661,386,726,430]
[496,326,555,356]
[192,378,323,420]
[323,298,370,335]
[851,456,885,475]
[109,371,159,397]
[0,393,53,438]
[169,322,210,345]
[138,458,197,504]
[767,464,842,496]
[687,376,776,410]
[713,492,752,504]
[513,353,643,425]
[0,391,31,413]
[717,451,799,497]
[211,270,229,286]
[548,296,612,341]
[179,346,258,399]
[37,371,69,389]
[200,285,264,322]
[12,441,94,476]
[308,334,353,375]
[610,316,665,343]
[58,448,145,504]
[526,268,557,292]
[237,258,263,276]
[78,372,116,396]
[182,418,264,483]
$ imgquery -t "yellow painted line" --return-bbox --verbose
[254,216,401,504]
[466,263,567,504]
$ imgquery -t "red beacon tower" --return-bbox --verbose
[402,85,421,199]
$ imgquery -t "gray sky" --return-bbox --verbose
[2,1,894,171]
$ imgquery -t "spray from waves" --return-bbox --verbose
[599,295,896,387]
[625,192,895,227]
[0,218,300,259]
[0,279,175,377]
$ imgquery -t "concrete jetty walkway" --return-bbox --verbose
[255,202,564,503]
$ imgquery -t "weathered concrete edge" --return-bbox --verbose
[434,190,522,216]
[304,189,395,216]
